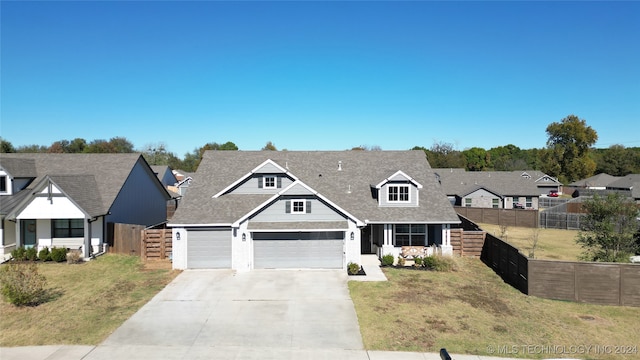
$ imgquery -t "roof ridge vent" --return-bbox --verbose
[338,161,342,171]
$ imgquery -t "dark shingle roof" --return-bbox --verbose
[569,173,619,188]
[171,150,459,225]
[0,153,143,216]
[433,169,541,197]
[0,157,37,177]
[607,174,640,190]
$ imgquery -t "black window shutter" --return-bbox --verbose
[285,200,291,213]
[277,177,282,188]
[258,177,263,188]
[306,200,312,213]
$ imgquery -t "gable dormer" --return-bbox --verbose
[213,159,296,198]
[375,170,423,207]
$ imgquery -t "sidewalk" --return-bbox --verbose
[348,254,388,281]
[0,346,527,360]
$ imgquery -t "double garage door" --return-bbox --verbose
[253,231,344,269]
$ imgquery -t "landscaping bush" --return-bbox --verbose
[25,247,38,261]
[11,247,27,261]
[397,256,405,267]
[67,251,83,264]
[413,256,423,267]
[381,254,395,266]
[38,247,51,262]
[347,262,361,275]
[0,262,47,306]
[423,255,457,272]
[50,247,68,263]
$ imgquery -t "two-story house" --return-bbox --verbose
[168,150,460,271]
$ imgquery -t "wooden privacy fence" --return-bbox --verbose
[450,229,485,257]
[528,260,640,307]
[108,223,172,261]
[142,229,172,261]
[455,207,538,228]
[478,226,640,307]
[480,234,529,294]
[108,223,144,256]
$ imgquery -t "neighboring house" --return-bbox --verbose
[170,170,194,196]
[151,165,179,187]
[0,154,171,258]
[168,150,460,271]
[569,173,619,190]
[519,170,562,195]
[433,169,546,210]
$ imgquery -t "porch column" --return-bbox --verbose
[15,220,22,248]
[381,224,395,257]
[441,224,453,256]
[83,219,92,258]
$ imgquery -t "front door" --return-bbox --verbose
[21,219,37,248]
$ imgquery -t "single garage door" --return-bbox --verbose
[187,229,232,269]
[253,231,344,269]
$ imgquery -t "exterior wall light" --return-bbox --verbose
[350,232,354,241]
[242,233,246,242]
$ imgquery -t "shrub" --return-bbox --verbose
[38,247,51,262]
[423,255,457,272]
[11,247,27,261]
[413,256,423,267]
[66,251,83,264]
[50,247,68,263]
[347,262,360,275]
[397,256,405,267]
[381,254,395,266]
[0,262,47,306]
[25,247,38,261]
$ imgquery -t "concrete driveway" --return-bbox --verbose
[85,269,364,359]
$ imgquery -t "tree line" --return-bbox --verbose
[2,115,639,181]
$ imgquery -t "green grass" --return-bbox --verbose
[0,254,179,346]
[478,223,583,261]
[349,257,640,359]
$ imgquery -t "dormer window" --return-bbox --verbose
[263,176,276,189]
[388,185,409,202]
[0,176,7,193]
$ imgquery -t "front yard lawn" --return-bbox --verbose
[0,254,179,346]
[349,257,640,359]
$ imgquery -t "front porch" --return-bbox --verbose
[360,223,453,261]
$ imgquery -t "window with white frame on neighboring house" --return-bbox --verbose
[512,197,521,208]
[465,198,472,207]
[492,198,500,208]
[526,197,533,208]
[52,219,84,238]
[394,224,426,247]
[388,185,409,202]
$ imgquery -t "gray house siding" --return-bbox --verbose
[107,159,169,226]
[251,197,345,223]
[378,183,419,207]
[463,189,501,208]
[231,175,294,195]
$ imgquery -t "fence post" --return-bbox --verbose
[141,229,146,262]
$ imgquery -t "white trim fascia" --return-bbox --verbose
[212,159,297,198]
[535,175,560,184]
[232,180,365,227]
[364,220,462,225]
[375,170,423,189]
[249,228,349,233]
[167,223,232,227]
[5,176,93,220]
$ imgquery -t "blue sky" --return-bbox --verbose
[1,1,639,157]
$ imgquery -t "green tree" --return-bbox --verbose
[16,144,48,153]
[181,141,239,172]
[414,142,466,168]
[262,141,277,151]
[594,145,639,176]
[542,115,597,183]
[0,138,15,153]
[576,193,640,262]
[462,147,488,171]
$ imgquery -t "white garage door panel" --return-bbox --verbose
[188,230,231,269]
[254,238,343,269]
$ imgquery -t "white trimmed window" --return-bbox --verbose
[465,198,472,207]
[492,198,499,208]
[292,200,305,214]
[263,176,276,189]
[526,197,533,208]
[388,185,409,202]
[53,219,84,238]
[394,224,426,247]
[0,176,7,193]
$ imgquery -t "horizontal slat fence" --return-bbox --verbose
[142,229,172,261]
[451,229,485,257]
[455,207,538,228]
